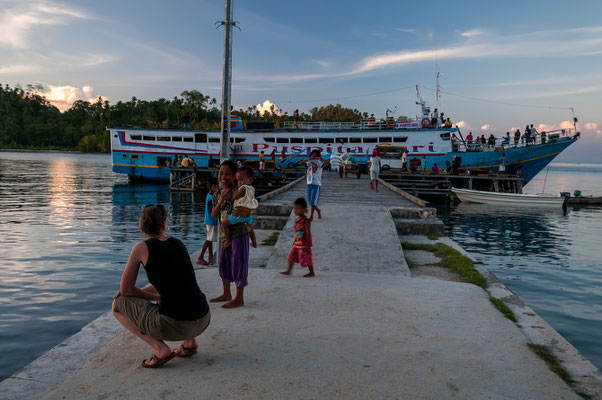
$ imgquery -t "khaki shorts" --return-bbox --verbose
[113,296,210,342]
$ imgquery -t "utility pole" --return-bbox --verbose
[219,0,235,162]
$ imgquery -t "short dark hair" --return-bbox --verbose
[139,205,167,235]
[207,177,218,187]
[237,166,254,180]
[310,149,321,157]
[294,197,307,209]
[219,159,238,175]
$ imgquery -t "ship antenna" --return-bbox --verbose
[435,62,440,110]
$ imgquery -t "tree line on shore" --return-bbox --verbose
[0,84,367,152]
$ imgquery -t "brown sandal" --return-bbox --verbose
[142,351,176,368]
[174,345,197,357]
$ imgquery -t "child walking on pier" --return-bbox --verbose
[281,198,314,277]
[196,177,219,266]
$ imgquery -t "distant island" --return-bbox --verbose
[0,84,367,153]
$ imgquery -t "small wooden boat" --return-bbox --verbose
[566,196,602,205]
[452,188,566,208]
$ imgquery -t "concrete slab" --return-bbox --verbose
[266,204,410,276]
[42,268,580,400]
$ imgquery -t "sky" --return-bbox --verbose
[1,0,601,162]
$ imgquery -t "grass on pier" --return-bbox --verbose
[261,232,280,246]
[401,242,487,289]
[527,344,592,399]
[489,296,517,322]
[426,234,439,240]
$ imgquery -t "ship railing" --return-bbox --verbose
[453,128,574,152]
[283,118,423,131]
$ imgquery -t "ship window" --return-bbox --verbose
[319,138,334,144]
[290,138,303,143]
[440,132,450,140]
[195,133,207,143]
[157,136,171,142]
[229,138,234,143]
[122,154,127,158]
[183,137,194,142]
[157,157,171,167]
[350,137,361,143]
[113,134,118,138]
[235,138,246,143]
[393,137,408,143]
[336,137,348,143]
[277,138,289,143]
[172,136,182,142]
[208,137,220,143]
[131,154,139,159]
[379,137,392,142]
[363,138,377,143]
[304,138,317,143]
[264,137,275,143]
[142,136,155,141]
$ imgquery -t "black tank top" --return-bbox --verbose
[143,237,209,320]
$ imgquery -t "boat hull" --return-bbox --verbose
[109,127,577,183]
[452,188,566,208]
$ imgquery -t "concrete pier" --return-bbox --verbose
[4,172,595,399]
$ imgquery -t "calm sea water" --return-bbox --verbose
[0,153,600,382]
[440,163,602,371]
[0,151,208,381]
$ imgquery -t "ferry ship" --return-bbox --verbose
[109,100,579,183]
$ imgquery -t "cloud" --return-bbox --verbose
[394,28,417,35]
[0,1,88,48]
[481,124,491,131]
[40,84,108,112]
[241,25,602,84]
[255,100,281,116]
[582,122,602,135]
[456,121,471,130]
[0,64,38,74]
[537,121,574,133]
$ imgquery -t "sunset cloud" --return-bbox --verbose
[256,100,281,116]
[456,121,471,130]
[41,85,108,112]
[0,1,88,48]
[481,124,491,131]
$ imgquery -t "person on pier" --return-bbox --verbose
[281,198,314,277]
[210,161,254,309]
[197,178,219,266]
[298,150,330,221]
[112,205,211,368]
[368,149,381,192]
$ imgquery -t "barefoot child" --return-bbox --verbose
[196,177,219,266]
[221,166,258,248]
[281,198,315,277]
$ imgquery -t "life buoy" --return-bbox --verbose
[385,119,396,129]
[421,118,431,128]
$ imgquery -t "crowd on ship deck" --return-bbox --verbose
[452,123,552,152]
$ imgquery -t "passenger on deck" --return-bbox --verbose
[440,113,445,126]
[514,130,521,147]
[504,132,511,146]
[183,114,191,129]
[431,108,439,128]
[480,135,486,150]
[488,134,496,148]
[294,109,299,129]
[401,150,408,171]
[431,163,440,174]
[444,118,453,128]
[466,132,474,151]
[181,155,192,167]
[524,125,531,146]
[174,155,182,167]
[451,133,459,151]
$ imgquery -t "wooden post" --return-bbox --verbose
[468,178,473,190]
[493,179,499,192]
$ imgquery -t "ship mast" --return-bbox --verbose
[218,0,235,162]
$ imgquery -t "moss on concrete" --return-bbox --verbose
[527,344,592,399]
[489,296,517,322]
[426,234,439,240]
[401,242,487,289]
[261,232,279,246]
